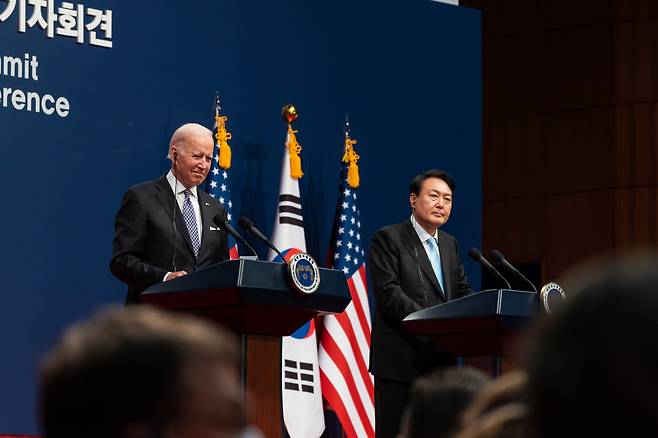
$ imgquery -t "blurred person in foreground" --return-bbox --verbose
[524,256,658,437]
[455,370,528,438]
[398,366,490,438]
[39,306,246,438]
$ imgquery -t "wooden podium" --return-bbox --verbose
[141,259,350,437]
[402,289,538,375]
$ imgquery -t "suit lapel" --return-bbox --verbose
[153,175,196,258]
[400,220,442,296]
[197,190,213,258]
[438,231,452,300]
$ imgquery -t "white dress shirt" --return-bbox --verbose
[411,214,439,259]
[166,170,203,244]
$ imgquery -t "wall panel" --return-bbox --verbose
[614,188,658,249]
[486,25,613,119]
[544,191,615,279]
[481,0,658,286]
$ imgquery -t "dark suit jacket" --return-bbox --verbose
[110,174,229,304]
[368,219,472,382]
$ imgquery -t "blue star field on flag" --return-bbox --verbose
[329,164,365,277]
[204,161,238,258]
[205,165,233,223]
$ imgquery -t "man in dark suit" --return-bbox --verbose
[368,169,473,438]
[110,123,229,304]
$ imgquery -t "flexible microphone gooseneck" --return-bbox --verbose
[489,249,537,293]
[468,247,511,289]
[237,216,287,262]
[212,214,258,259]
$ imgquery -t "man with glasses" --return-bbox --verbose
[110,123,229,304]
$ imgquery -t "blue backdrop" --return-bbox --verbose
[0,0,481,433]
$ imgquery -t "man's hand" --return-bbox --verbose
[164,271,188,281]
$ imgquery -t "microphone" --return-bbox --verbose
[468,248,511,289]
[489,249,537,293]
[212,214,258,259]
[171,166,179,272]
[237,216,286,262]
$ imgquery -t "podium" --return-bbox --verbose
[141,259,351,437]
[402,289,538,375]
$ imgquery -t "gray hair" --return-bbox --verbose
[166,122,213,160]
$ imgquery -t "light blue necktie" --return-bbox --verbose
[182,189,200,257]
[427,237,446,298]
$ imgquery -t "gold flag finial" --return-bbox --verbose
[282,104,303,179]
[214,93,232,170]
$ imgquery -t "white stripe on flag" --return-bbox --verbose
[280,212,304,221]
[343,299,372,372]
[319,345,371,438]
[323,315,375,426]
[279,200,302,208]
[352,268,372,327]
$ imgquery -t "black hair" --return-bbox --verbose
[403,366,490,438]
[409,169,455,195]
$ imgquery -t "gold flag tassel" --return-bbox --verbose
[215,113,233,170]
[343,133,360,189]
[287,124,304,179]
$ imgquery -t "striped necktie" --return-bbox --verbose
[182,189,200,257]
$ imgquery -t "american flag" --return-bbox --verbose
[318,131,375,438]
[203,96,238,259]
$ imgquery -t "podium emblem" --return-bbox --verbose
[540,282,565,314]
[288,253,320,295]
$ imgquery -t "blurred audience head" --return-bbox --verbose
[39,306,244,438]
[524,255,658,438]
[455,370,527,438]
[399,366,490,438]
